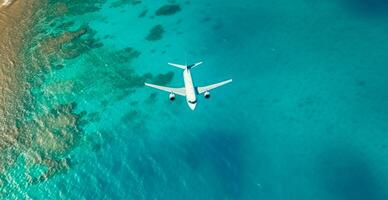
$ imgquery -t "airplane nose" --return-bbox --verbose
[189,103,197,110]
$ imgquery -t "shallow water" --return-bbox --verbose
[1,0,388,199]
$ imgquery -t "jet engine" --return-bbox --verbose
[169,93,176,101]
[204,91,210,99]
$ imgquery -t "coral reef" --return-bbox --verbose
[155,4,181,16]
[146,25,165,41]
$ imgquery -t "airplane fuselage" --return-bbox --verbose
[183,69,197,110]
[144,61,232,111]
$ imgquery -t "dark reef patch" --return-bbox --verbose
[201,17,211,23]
[38,25,103,70]
[212,23,223,31]
[62,38,103,59]
[121,110,140,123]
[316,146,386,200]
[10,99,87,186]
[344,0,388,16]
[85,131,109,153]
[112,47,141,63]
[56,21,75,30]
[155,4,181,16]
[138,9,148,18]
[111,0,142,8]
[64,46,174,107]
[50,0,106,16]
[20,102,85,156]
[40,27,88,56]
[52,64,65,70]
[181,130,244,199]
[30,158,71,184]
[54,3,69,16]
[145,92,158,104]
[86,112,101,123]
[146,25,165,41]
[150,72,174,85]
[130,101,139,106]
[356,80,366,87]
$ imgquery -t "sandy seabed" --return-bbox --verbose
[0,0,37,150]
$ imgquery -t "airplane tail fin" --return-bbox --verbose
[168,61,203,70]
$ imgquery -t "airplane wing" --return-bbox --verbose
[145,83,186,96]
[197,79,232,94]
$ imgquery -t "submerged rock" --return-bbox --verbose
[111,0,142,8]
[146,24,164,41]
[155,4,181,16]
[138,9,148,18]
[40,27,88,56]
[151,72,174,85]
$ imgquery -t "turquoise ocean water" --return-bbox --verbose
[2,0,388,199]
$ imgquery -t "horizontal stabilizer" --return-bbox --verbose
[168,61,203,69]
[187,61,203,69]
[168,63,187,69]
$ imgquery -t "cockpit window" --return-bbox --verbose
[188,100,197,104]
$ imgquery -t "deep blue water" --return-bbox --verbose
[2,0,388,199]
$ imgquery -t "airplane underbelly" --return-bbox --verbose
[186,87,196,102]
[186,88,197,110]
[184,70,196,102]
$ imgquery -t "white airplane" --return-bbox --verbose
[145,61,232,110]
